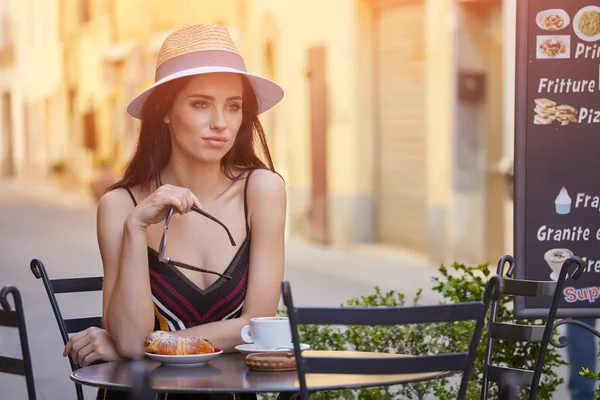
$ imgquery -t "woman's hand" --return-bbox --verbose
[63,327,124,367]
[128,184,202,229]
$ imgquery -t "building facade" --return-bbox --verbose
[0,0,67,183]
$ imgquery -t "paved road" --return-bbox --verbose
[0,180,577,399]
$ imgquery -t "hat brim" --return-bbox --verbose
[126,66,284,119]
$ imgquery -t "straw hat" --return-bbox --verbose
[127,24,284,119]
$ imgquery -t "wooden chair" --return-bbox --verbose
[0,285,36,399]
[282,275,503,400]
[30,258,103,400]
[481,254,584,400]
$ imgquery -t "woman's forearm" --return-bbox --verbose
[105,217,155,359]
[172,317,251,352]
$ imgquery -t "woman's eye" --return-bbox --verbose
[192,101,209,108]
[227,103,242,111]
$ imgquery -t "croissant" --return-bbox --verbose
[144,331,215,355]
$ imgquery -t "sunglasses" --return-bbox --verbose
[158,205,235,280]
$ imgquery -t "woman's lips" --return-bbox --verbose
[202,137,228,148]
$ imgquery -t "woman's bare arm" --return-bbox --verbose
[98,189,155,359]
[173,169,287,351]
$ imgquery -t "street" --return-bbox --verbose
[0,180,574,399]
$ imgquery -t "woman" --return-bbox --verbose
[63,23,286,399]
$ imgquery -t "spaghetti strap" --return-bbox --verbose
[124,187,138,207]
[243,170,256,231]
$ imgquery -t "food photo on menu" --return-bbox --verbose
[536,8,570,31]
[538,36,569,58]
[574,5,600,41]
[533,98,578,125]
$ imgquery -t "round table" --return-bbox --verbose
[71,350,451,396]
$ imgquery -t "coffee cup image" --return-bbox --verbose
[554,186,571,214]
[544,248,574,280]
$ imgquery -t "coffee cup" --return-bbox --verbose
[240,317,292,350]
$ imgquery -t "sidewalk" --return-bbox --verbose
[0,178,96,210]
[284,237,442,305]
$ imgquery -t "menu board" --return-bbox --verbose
[515,0,600,318]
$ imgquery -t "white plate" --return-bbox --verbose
[536,9,570,32]
[573,6,600,42]
[145,349,223,367]
[235,343,310,356]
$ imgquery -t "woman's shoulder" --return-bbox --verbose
[246,169,286,196]
[247,168,285,190]
[98,185,145,213]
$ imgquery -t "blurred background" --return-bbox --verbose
[2,1,579,399]
[0,0,517,266]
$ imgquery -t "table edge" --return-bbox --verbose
[70,369,454,394]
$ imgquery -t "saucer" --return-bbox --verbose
[235,343,310,356]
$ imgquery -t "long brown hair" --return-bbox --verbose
[109,74,275,192]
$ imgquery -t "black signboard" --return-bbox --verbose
[515,0,600,318]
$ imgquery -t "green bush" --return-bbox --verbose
[579,368,600,399]
[272,262,565,400]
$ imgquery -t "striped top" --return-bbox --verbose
[124,171,253,333]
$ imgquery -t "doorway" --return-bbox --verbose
[373,0,427,252]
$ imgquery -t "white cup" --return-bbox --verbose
[240,317,292,350]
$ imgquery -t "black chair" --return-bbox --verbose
[0,285,36,399]
[281,276,503,400]
[481,254,584,400]
[30,258,103,400]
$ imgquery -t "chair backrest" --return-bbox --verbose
[282,276,503,400]
[30,258,103,400]
[481,254,584,400]
[0,285,36,400]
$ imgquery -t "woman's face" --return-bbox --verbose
[165,73,244,163]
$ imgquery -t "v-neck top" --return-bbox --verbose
[123,171,253,332]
